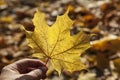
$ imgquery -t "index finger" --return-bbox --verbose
[15,58,45,67]
[15,58,46,73]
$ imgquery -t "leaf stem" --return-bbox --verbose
[45,57,50,65]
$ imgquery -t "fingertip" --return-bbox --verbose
[38,66,48,74]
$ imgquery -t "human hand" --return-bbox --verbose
[0,58,48,80]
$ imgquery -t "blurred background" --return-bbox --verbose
[0,0,120,80]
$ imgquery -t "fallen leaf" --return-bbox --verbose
[0,0,5,5]
[23,9,91,75]
[91,35,120,51]
[0,16,14,23]
[82,14,99,29]
[113,58,120,74]
[96,53,110,71]
[82,14,94,22]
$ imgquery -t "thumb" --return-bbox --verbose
[27,66,47,79]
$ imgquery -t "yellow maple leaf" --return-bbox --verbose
[23,9,91,75]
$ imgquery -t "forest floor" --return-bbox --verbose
[0,0,120,80]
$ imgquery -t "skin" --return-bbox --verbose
[0,59,48,80]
